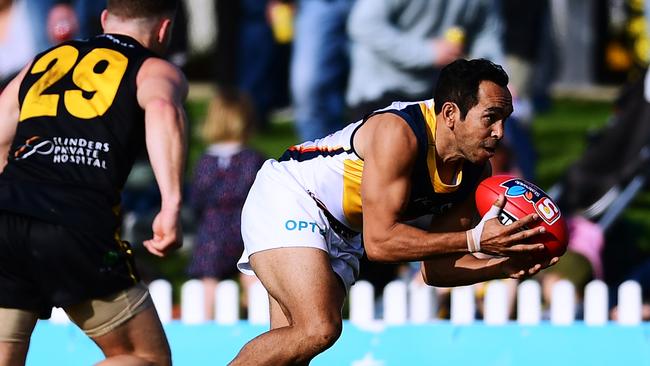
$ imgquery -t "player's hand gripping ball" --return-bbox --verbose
[475,175,568,257]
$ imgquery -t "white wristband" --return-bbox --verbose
[466,204,501,253]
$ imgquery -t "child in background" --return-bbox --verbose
[187,90,266,319]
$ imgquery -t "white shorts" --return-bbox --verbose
[237,160,363,290]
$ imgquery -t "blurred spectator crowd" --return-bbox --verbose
[2,0,650,321]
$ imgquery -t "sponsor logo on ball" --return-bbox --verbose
[500,179,561,225]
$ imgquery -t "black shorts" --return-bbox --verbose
[0,211,139,317]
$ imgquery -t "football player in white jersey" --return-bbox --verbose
[230,59,558,366]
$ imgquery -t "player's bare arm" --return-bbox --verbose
[0,65,30,172]
[137,57,188,257]
[358,113,449,261]
[420,185,505,285]
[357,113,545,262]
[420,189,557,287]
[421,252,559,287]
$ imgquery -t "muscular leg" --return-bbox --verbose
[269,295,290,329]
[0,304,169,366]
[64,285,171,366]
[0,341,30,366]
[229,247,346,366]
[0,342,30,366]
[0,308,38,366]
[90,306,171,366]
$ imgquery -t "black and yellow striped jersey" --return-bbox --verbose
[0,34,157,232]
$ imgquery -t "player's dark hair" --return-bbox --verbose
[433,58,509,120]
[107,0,178,18]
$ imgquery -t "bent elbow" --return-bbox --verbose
[364,244,383,262]
[363,238,391,262]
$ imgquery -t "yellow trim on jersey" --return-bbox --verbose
[342,158,364,230]
[112,203,137,283]
[115,236,137,284]
[419,102,462,194]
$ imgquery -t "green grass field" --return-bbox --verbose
[533,99,613,188]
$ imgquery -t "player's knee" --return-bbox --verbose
[301,318,342,352]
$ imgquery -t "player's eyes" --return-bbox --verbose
[483,115,496,123]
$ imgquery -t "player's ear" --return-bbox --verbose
[157,18,173,45]
[441,102,457,128]
[100,10,109,31]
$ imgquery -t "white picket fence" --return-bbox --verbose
[47,279,645,326]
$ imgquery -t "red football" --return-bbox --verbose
[475,175,568,257]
